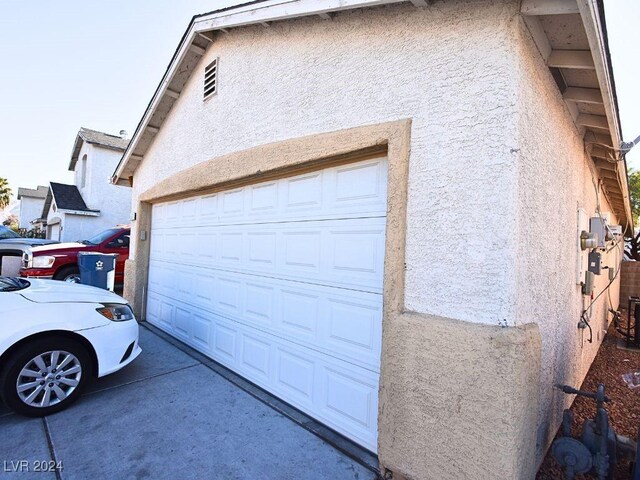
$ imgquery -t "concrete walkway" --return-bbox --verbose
[0,327,377,480]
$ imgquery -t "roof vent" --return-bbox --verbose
[204,58,218,100]
[119,130,128,139]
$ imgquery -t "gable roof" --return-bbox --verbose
[17,185,48,200]
[41,182,100,219]
[111,0,403,187]
[69,127,130,171]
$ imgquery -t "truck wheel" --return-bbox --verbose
[54,266,80,283]
[0,337,91,416]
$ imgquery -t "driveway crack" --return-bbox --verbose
[42,417,62,480]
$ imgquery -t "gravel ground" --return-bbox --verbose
[537,313,640,479]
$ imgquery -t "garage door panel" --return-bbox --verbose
[147,268,382,370]
[213,323,237,362]
[324,367,376,429]
[276,348,315,406]
[147,157,386,452]
[192,313,212,351]
[151,157,387,230]
[151,218,386,293]
[333,160,385,204]
[240,333,271,381]
[280,289,319,338]
[244,282,275,325]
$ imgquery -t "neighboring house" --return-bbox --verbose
[16,185,48,230]
[111,1,631,479]
[42,128,131,242]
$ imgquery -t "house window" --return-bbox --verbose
[80,154,87,188]
[204,58,218,100]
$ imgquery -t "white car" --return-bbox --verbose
[0,276,141,416]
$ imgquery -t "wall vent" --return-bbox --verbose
[204,58,218,100]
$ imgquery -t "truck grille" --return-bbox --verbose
[21,252,31,269]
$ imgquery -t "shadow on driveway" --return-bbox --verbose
[0,327,377,480]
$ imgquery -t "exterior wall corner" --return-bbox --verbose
[378,313,541,480]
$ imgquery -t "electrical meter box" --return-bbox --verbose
[589,216,608,248]
[588,251,602,275]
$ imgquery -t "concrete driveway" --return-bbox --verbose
[0,325,378,480]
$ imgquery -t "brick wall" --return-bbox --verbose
[620,262,640,306]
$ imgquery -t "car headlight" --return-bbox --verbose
[31,255,55,268]
[96,303,135,322]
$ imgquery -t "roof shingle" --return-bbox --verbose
[69,127,129,171]
[78,128,129,151]
[49,182,97,212]
[17,185,48,200]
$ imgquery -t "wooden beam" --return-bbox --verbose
[196,32,213,43]
[590,145,611,160]
[409,0,429,6]
[563,87,603,104]
[520,0,579,15]
[165,88,180,99]
[594,159,616,172]
[523,16,552,61]
[577,114,608,130]
[189,44,206,56]
[219,27,230,33]
[599,171,618,181]
[547,50,595,69]
[260,21,271,28]
[318,12,333,19]
[146,125,160,134]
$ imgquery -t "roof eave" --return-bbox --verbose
[577,0,632,230]
[68,134,84,172]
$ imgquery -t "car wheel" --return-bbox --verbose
[0,337,91,417]
[54,266,80,283]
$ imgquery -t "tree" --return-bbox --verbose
[2,214,18,231]
[625,169,640,260]
[0,177,10,209]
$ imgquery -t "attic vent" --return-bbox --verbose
[204,58,218,100]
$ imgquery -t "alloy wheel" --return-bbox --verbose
[16,350,82,408]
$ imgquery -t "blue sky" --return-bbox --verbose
[0,1,638,200]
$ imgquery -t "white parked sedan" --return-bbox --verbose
[0,276,141,416]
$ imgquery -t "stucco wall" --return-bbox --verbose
[131,0,521,327]
[18,196,44,229]
[65,141,131,241]
[81,143,131,228]
[511,16,622,463]
[60,214,102,243]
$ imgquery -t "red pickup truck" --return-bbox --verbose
[20,227,130,286]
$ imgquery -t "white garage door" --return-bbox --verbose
[146,157,387,451]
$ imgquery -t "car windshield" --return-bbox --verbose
[81,228,121,245]
[0,277,30,292]
[0,225,21,240]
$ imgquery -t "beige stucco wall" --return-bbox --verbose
[120,1,620,478]
[511,15,622,464]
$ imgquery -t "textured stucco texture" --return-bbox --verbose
[18,196,45,229]
[379,313,540,480]
[123,1,620,479]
